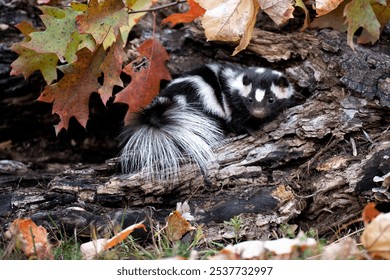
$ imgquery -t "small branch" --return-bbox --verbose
[127,0,187,15]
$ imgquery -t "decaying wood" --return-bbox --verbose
[1,0,390,242]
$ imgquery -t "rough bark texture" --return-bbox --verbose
[1,0,390,243]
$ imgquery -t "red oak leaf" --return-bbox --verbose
[114,38,171,124]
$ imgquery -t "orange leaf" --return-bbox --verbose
[37,46,106,134]
[162,0,205,27]
[80,222,146,259]
[5,218,52,259]
[165,210,196,241]
[362,202,381,225]
[114,38,171,124]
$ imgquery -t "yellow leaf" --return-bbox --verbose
[361,212,390,259]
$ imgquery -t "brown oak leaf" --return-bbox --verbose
[38,47,105,134]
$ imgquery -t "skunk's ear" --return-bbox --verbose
[242,74,251,86]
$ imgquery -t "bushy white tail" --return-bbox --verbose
[119,99,223,182]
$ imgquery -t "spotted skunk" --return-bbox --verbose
[119,63,294,181]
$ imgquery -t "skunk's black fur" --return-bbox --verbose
[119,63,294,181]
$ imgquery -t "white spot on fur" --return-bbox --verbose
[272,70,282,76]
[222,94,232,121]
[255,89,265,102]
[228,73,252,97]
[170,76,226,118]
[174,95,187,106]
[271,83,294,99]
[207,64,221,75]
[255,68,266,74]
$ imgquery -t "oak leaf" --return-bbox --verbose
[196,0,260,55]
[121,0,155,43]
[258,0,295,25]
[38,47,106,134]
[344,0,381,49]
[310,0,349,32]
[10,21,58,84]
[5,218,52,259]
[21,6,81,62]
[162,0,206,27]
[114,38,171,124]
[76,0,128,49]
[99,36,126,105]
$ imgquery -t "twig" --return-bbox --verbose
[127,0,187,14]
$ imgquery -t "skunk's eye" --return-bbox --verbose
[276,76,289,88]
[268,97,275,103]
[243,74,251,86]
[248,97,253,103]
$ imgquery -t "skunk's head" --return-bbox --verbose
[240,67,294,119]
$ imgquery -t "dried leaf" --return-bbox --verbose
[196,0,260,55]
[76,0,129,49]
[162,0,206,27]
[310,0,349,32]
[114,39,171,124]
[165,211,196,241]
[344,0,381,50]
[98,36,126,104]
[314,0,344,16]
[212,232,317,259]
[80,222,146,259]
[5,218,52,259]
[362,202,382,225]
[258,0,295,25]
[38,47,106,134]
[361,212,390,259]
[321,237,360,259]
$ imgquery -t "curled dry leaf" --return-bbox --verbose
[5,218,52,259]
[195,0,260,55]
[314,0,344,16]
[165,210,196,241]
[361,212,390,259]
[258,0,295,25]
[80,222,146,259]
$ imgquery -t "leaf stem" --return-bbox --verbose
[127,0,187,14]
